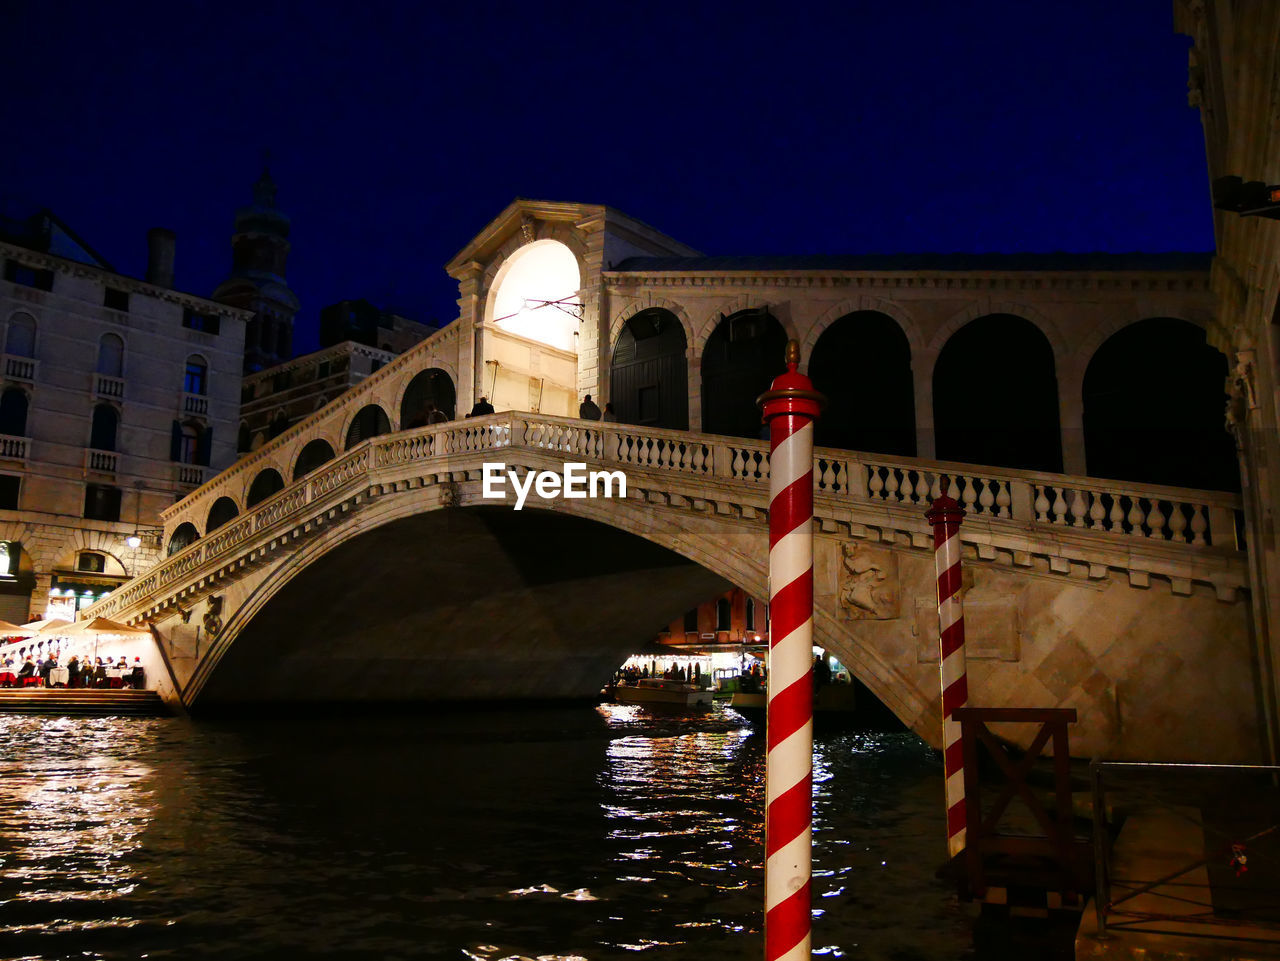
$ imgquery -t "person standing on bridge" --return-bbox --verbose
[579,395,601,420]
[426,403,449,424]
[469,396,495,417]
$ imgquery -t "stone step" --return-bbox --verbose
[0,689,169,717]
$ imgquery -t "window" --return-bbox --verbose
[0,388,28,436]
[77,551,106,573]
[683,608,698,633]
[5,313,36,358]
[179,423,199,463]
[184,355,208,395]
[716,597,731,631]
[317,361,331,378]
[0,474,19,510]
[96,333,124,377]
[89,404,118,451]
[84,484,122,522]
[745,597,756,632]
[4,260,53,291]
[241,383,255,403]
[182,309,221,335]
[272,369,293,392]
[104,288,129,311]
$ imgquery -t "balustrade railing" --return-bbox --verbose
[85,449,118,473]
[3,355,36,382]
[88,412,1246,623]
[181,392,208,416]
[94,374,125,399]
[0,434,27,460]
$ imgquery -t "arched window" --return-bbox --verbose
[293,439,336,481]
[167,522,199,556]
[268,410,290,439]
[344,404,391,450]
[184,354,208,395]
[716,597,732,631]
[933,314,1062,473]
[76,551,106,573]
[5,313,35,358]
[1083,318,1238,490]
[0,388,29,436]
[745,597,756,632]
[206,496,240,533]
[246,468,285,507]
[400,369,456,427]
[610,309,688,430]
[89,404,118,451]
[96,333,124,377]
[702,309,787,439]
[809,311,916,456]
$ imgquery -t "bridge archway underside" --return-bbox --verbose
[87,414,1256,762]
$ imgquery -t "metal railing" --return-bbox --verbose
[1090,760,1280,941]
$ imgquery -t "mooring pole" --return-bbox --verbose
[757,340,824,961]
[925,478,968,860]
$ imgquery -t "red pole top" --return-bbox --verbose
[757,340,825,423]
[924,477,966,528]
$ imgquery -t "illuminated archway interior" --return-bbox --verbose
[490,240,581,352]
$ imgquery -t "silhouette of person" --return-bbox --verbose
[579,395,601,420]
[469,396,495,417]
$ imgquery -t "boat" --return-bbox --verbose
[614,676,713,708]
[728,681,857,718]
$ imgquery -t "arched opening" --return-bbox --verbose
[610,309,688,429]
[89,404,118,451]
[809,311,915,456]
[701,309,787,439]
[400,369,456,428]
[5,313,35,358]
[488,240,581,352]
[167,522,199,556]
[206,496,240,533]
[246,468,285,507]
[96,333,124,377]
[345,404,391,450]
[1084,318,1238,490]
[933,314,1062,473]
[0,388,29,436]
[293,439,336,481]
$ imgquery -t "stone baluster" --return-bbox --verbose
[1069,489,1087,528]
[1109,495,1126,533]
[868,465,884,500]
[961,477,978,515]
[1089,492,1107,530]
[978,478,995,516]
[1190,504,1209,546]
[1034,485,1051,522]
[1051,488,1068,526]
[1127,497,1147,536]
[1168,503,1188,543]
[1147,500,1167,540]
[884,468,900,503]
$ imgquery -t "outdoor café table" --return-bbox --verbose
[49,667,69,686]
[0,671,13,686]
[106,666,123,688]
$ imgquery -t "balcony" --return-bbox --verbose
[0,434,27,461]
[181,392,209,416]
[3,354,37,384]
[85,449,118,475]
[173,463,205,487]
[95,373,125,400]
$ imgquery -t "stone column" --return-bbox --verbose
[450,261,484,407]
[688,346,702,432]
[1058,361,1087,476]
[912,348,939,459]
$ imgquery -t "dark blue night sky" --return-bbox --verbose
[3,1,1213,354]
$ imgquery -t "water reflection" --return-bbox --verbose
[0,705,1065,959]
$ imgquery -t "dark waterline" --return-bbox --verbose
[0,706,1074,959]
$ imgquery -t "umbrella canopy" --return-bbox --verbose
[21,618,73,635]
[0,618,33,636]
[62,617,151,639]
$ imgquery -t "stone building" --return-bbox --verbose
[1176,0,1280,761]
[0,211,247,620]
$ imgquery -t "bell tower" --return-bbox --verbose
[213,162,300,372]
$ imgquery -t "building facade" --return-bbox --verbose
[0,214,247,620]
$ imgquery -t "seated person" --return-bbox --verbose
[128,657,145,689]
[93,658,107,687]
[17,656,36,679]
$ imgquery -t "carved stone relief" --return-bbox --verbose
[838,542,899,620]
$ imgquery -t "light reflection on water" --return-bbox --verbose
[0,705,1068,959]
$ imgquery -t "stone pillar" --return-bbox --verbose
[1058,362,1087,476]
[688,347,702,432]
[451,262,484,407]
[913,348,939,459]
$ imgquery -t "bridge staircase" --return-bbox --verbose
[0,687,169,717]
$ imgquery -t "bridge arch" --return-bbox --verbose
[343,404,391,450]
[933,313,1062,473]
[609,308,689,429]
[184,485,932,738]
[1083,317,1238,490]
[245,468,285,507]
[808,310,916,456]
[804,296,925,359]
[206,496,240,533]
[292,439,336,481]
[701,308,789,438]
[399,368,456,427]
[610,298,695,359]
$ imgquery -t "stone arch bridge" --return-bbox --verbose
[85,412,1253,763]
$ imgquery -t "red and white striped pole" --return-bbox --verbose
[925,478,968,860]
[757,340,823,961]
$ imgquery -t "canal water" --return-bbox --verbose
[0,706,1075,960]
